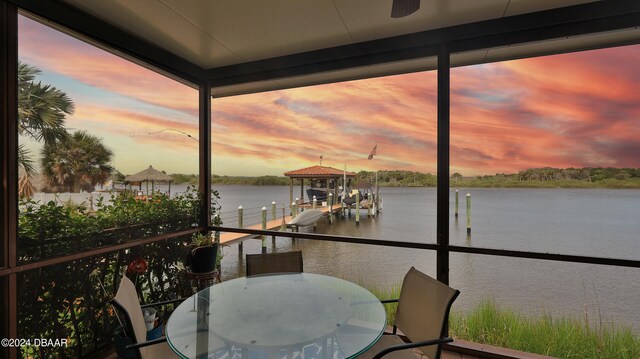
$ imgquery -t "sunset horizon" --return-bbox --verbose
[18,15,640,178]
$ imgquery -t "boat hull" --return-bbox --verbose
[287,209,324,227]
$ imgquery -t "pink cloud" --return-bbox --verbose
[19,16,198,116]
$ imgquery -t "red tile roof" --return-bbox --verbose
[284,165,356,178]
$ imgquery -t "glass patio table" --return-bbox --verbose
[166,273,387,359]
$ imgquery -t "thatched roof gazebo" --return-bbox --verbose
[124,165,174,196]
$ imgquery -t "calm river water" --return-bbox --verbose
[168,184,640,330]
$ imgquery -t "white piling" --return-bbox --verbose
[466,193,471,235]
[261,207,267,252]
[355,191,360,226]
[238,205,244,252]
[455,190,459,219]
[328,193,334,224]
[271,201,276,221]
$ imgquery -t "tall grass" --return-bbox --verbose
[449,300,640,359]
[366,285,640,359]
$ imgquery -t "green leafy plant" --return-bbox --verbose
[191,232,212,247]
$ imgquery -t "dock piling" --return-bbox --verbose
[271,201,276,221]
[455,190,459,219]
[238,205,244,253]
[328,193,333,224]
[261,207,267,253]
[355,191,360,226]
[466,193,471,235]
[280,207,286,231]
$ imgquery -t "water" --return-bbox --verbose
[164,184,640,329]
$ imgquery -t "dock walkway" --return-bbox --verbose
[218,205,342,245]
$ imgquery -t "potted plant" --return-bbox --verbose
[185,232,218,273]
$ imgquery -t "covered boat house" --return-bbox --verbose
[284,165,356,205]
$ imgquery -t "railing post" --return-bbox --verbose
[312,195,317,210]
[261,207,267,253]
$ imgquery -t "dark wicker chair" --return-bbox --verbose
[357,267,460,359]
[245,251,303,277]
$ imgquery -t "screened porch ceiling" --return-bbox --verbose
[56,0,640,96]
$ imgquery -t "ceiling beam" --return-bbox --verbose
[9,0,207,85]
[207,0,640,87]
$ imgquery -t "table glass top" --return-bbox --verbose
[166,273,387,359]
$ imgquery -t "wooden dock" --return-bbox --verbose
[218,204,342,245]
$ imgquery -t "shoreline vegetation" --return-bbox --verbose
[369,283,640,358]
[449,300,640,358]
[167,167,640,189]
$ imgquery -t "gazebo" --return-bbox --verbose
[284,165,356,205]
[124,165,174,196]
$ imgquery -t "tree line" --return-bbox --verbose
[168,167,640,188]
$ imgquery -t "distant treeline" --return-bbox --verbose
[169,174,294,186]
[168,167,640,188]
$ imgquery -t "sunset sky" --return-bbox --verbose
[18,15,640,177]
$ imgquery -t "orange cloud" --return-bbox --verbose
[19,13,640,176]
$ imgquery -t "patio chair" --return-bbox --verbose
[246,251,303,277]
[111,275,185,359]
[359,267,460,359]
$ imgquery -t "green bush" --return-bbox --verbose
[16,186,221,358]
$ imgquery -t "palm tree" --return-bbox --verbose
[41,131,114,193]
[18,61,74,146]
[17,61,74,197]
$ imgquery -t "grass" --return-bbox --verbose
[366,284,640,359]
[450,300,640,359]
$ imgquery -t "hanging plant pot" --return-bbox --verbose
[185,244,218,273]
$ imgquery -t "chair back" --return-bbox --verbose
[394,267,459,359]
[112,276,147,354]
[246,251,303,276]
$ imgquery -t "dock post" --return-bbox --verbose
[291,202,297,241]
[280,207,286,231]
[328,193,333,224]
[271,201,276,221]
[455,190,459,219]
[367,192,372,218]
[466,193,471,235]
[261,207,267,253]
[238,205,244,253]
[312,195,317,210]
[355,191,360,226]
[271,201,277,243]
